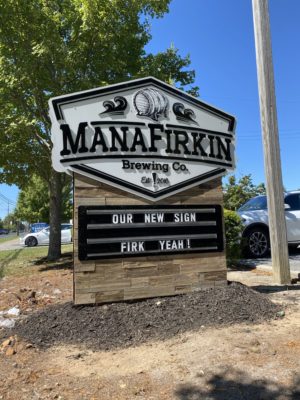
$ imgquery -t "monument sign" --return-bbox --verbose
[49,77,236,304]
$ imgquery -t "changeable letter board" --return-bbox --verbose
[78,205,224,260]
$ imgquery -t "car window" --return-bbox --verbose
[238,196,268,211]
[284,194,300,211]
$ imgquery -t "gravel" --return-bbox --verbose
[10,282,282,351]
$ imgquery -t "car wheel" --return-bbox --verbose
[25,236,38,247]
[245,227,269,258]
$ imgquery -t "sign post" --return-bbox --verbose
[252,0,291,284]
[50,77,236,304]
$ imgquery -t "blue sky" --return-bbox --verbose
[0,0,299,219]
[144,0,300,189]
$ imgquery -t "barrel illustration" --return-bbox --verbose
[133,88,169,121]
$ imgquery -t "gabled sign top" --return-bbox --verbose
[49,77,236,201]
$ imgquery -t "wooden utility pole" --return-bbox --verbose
[252,0,290,283]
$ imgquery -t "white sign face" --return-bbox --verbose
[49,77,236,201]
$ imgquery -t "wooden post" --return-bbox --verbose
[252,0,290,283]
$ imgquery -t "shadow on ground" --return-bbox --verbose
[175,369,300,400]
[228,262,257,271]
[34,252,73,271]
[253,283,300,294]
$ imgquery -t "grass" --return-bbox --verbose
[0,235,18,244]
[0,244,73,278]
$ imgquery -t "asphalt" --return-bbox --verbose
[239,247,300,273]
[0,236,22,251]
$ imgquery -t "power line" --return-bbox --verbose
[0,192,16,205]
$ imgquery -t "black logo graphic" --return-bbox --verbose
[173,102,198,124]
[101,96,127,116]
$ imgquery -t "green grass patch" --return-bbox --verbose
[0,235,18,244]
[0,244,73,278]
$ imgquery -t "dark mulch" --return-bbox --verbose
[10,282,282,351]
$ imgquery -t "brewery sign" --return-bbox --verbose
[49,77,236,200]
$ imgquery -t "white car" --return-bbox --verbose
[238,192,300,258]
[21,224,73,247]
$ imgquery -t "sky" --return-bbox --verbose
[0,0,299,219]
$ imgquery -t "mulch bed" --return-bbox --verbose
[9,282,282,351]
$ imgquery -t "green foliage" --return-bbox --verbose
[0,0,198,186]
[15,175,50,223]
[61,177,73,222]
[14,174,72,223]
[138,46,199,96]
[0,0,198,258]
[2,213,18,230]
[223,174,266,211]
[1,214,25,232]
[223,175,264,263]
[224,209,243,266]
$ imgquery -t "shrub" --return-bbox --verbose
[224,209,243,266]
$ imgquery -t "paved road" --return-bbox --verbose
[0,237,23,251]
[239,247,300,273]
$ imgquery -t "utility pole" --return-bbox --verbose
[252,0,290,284]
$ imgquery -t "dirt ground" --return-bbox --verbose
[0,262,299,400]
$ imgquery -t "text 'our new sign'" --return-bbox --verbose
[49,77,236,200]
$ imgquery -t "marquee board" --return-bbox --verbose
[78,204,224,260]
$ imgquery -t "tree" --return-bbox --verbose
[223,174,266,211]
[15,174,72,224]
[2,213,17,231]
[1,212,25,233]
[15,175,50,224]
[224,209,243,266]
[0,0,198,260]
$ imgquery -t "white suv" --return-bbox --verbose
[238,192,300,258]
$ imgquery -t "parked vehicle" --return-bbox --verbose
[0,228,9,235]
[20,224,72,247]
[238,192,300,258]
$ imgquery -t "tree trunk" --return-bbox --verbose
[47,167,62,261]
